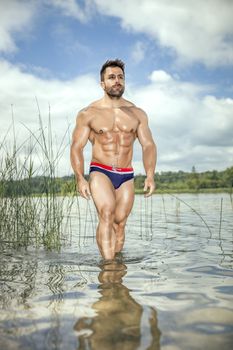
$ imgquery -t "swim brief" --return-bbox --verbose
[89,162,134,189]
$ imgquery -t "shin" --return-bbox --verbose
[97,208,116,260]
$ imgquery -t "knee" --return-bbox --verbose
[99,207,115,224]
[114,220,126,231]
[114,211,128,226]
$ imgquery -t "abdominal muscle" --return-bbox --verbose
[90,131,135,168]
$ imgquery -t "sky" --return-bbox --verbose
[0,0,233,176]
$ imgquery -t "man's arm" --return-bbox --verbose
[137,110,157,197]
[70,110,91,199]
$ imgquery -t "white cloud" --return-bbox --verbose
[131,41,146,64]
[0,60,101,175]
[0,0,94,55]
[0,0,36,53]
[0,62,232,175]
[0,0,232,177]
[45,0,94,22]
[129,70,233,172]
[150,70,172,83]
[94,0,233,67]
[2,0,232,67]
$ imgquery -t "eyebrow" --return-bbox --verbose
[108,73,124,78]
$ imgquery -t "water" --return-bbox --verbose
[0,193,233,349]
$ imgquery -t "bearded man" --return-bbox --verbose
[70,59,157,260]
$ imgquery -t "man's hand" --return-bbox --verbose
[77,178,91,200]
[143,177,155,197]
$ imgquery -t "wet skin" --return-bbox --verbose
[70,66,157,260]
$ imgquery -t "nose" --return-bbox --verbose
[114,76,122,85]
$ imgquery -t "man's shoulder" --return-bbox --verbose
[121,99,146,115]
[87,99,103,109]
[123,99,146,112]
[77,101,100,119]
[129,104,148,120]
[74,108,93,128]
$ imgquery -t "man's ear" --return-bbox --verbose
[100,81,105,90]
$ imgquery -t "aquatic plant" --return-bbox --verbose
[168,193,212,238]
[0,103,76,250]
[219,197,223,236]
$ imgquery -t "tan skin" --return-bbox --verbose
[70,66,157,260]
[74,263,161,349]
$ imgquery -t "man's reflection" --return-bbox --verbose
[74,261,160,349]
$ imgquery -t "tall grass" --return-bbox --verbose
[0,104,76,250]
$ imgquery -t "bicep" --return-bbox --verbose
[137,116,154,148]
[71,114,90,150]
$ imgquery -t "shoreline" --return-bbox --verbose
[132,187,232,195]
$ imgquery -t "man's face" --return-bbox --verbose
[101,66,125,98]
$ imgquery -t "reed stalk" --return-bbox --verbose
[0,103,76,250]
[168,193,212,238]
[219,197,223,236]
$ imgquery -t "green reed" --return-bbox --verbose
[168,193,213,238]
[0,103,76,250]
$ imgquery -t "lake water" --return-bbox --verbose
[0,193,233,349]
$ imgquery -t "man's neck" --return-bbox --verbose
[102,95,125,108]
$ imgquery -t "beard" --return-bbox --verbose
[105,84,125,98]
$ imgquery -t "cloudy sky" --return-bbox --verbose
[0,0,233,176]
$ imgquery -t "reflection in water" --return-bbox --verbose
[0,194,232,349]
[74,262,160,350]
[0,252,38,308]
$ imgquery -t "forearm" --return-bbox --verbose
[142,142,157,178]
[70,144,85,182]
[70,144,91,199]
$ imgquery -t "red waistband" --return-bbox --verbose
[90,162,133,173]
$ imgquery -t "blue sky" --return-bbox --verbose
[0,0,233,175]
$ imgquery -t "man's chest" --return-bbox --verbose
[90,108,139,133]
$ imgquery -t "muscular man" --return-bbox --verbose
[70,59,157,260]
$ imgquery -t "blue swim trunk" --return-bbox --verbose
[89,162,134,189]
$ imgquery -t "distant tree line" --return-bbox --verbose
[145,166,233,192]
[0,166,232,196]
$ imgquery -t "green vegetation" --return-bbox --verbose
[0,106,75,250]
[1,167,232,197]
[136,166,233,193]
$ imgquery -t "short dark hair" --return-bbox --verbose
[100,59,125,81]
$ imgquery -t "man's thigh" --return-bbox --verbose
[89,172,116,215]
[115,179,135,223]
